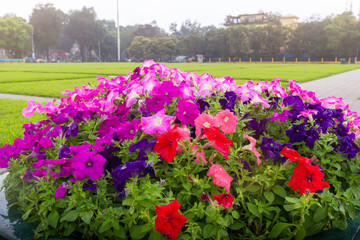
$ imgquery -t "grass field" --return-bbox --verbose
[0,99,45,147]
[0,62,359,98]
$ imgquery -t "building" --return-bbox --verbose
[225,13,299,28]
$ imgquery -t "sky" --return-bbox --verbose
[1,0,359,32]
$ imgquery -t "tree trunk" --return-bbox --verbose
[80,45,88,62]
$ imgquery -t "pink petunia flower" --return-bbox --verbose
[215,109,238,134]
[194,112,218,136]
[207,164,233,193]
[191,144,207,165]
[22,101,41,117]
[141,109,176,137]
[243,134,262,165]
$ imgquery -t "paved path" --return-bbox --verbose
[0,68,359,111]
[0,93,57,103]
[300,68,360,112]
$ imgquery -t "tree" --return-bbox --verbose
[0,16,33,58]
[66,7,105,62]
[132,24,164,38]
[288,20,330,58]
[126,36,151,59]
[325,12,360,57]
[29,4,64,61]
[227,26,250,57]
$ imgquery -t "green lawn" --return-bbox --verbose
[0,99,46,147]
[0,62,359,98]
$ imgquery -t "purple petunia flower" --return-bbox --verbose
[129,138,156,154]
[335,133,360,159]
[58,144,71,159]
[83,180,97,191]
[219,91,237,112]
[61,122,79,139]
[285,122,307,143]
[260,137,290,164]
[112,160,156,194]
[314,108,335,133]
[196,99,210,113]
[305,126,320,149]
[283,95,305,120]
[175,100,200,126]
[70,151,107,181]
[247,118,268,138]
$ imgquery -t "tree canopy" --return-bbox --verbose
[0,16,33,58]
[66,7,105,62]
[29,3,64,61]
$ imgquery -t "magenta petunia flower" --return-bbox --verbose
[175,100,200,126]
[269,110,290,122]
[155,80,180,104]
[215,109,238,134]
[70,151,107,181]
[141,109,175,137]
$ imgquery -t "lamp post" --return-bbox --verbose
[117,0,121,62]
[32,32,35,61]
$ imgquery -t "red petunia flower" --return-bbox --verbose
[288,163,330,194]
[203,126,233,159]
[154,125,181,163]
[155,199,188,240]
[213,193,234,209]
[280,146,311,165]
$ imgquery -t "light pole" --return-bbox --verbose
[117,0,121,62]
[32,32,35,61]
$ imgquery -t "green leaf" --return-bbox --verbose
[231,211,240,219]
[246,203,260,217]
[114,225,126,239]
[203,224,217,239]
[247,184,261,193]
[149,230,162,240]
[294,226,306,240]
[313,207,327,222]
[273,185,287,198]
[264,191,275,203]
[332,218,348,230]
[60,210,79,222]
[130,224,152,239]
[99,220,112,233]
[63,223,76,236]
[285,197,300,204]
[22,208,32,221]
[284,203,302,211]
[229,221,245,230]
[269,222,292,238]
[47,210,59,228]
[80,211,93,225]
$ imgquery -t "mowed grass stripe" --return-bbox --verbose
[0,72,95,83]
[0,78,100,98]
[0,62,359,97]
